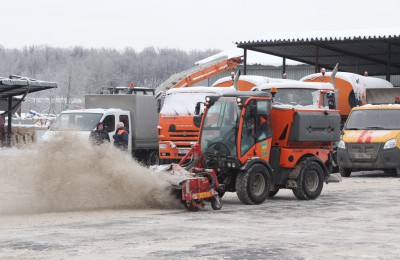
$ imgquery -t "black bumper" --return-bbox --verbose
[337,145,400,171]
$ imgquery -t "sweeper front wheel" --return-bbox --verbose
[211,196,222,210]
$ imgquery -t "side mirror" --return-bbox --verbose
[157,99,162,113]
[194,102,201,115]
[327,92,336,109]
[155,91,164,99]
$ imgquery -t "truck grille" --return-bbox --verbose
[169,130,199,140]
[347,143,381,162]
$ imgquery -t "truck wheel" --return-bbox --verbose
[147,151,160,166]
[292,161,324,200]
[339,167,351,177]
[211,196,222,210]
[268,189,279,198]
[236,164,270,205]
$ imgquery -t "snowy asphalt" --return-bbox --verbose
[0,171,399,259]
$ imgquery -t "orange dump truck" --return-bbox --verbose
[301,72,393,124]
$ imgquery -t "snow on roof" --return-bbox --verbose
[195,47,302,67]
[166,86,236,95]
[301,72,393,89]
[60,108,123,114]
[211,75,292,87]
[273,104,327,111]
[356,104,400,109]
[254,81,334,91]
[236,28,400,44]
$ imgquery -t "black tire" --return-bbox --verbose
[211,196,222,210]
[396,168,400,178]
[339,167,352,177]
[236,164,271,205]
[292,161,324,200]
[147,151,160,166]
[268,189,279,198]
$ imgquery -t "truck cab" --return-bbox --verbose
[251,81,336,109]
[44,87,159,165]
[47,108,132,149]
[337,104,400,177]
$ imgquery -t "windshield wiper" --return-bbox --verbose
[365,126,386,130]
[215,126,236,149]
[185,106,191,116]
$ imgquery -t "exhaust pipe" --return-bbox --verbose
[330,63,339,86]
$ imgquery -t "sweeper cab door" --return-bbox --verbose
[237,98,273,164]
[200,97,241,157]
[200,95,273,165]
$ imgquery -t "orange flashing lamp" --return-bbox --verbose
[395,96,400,104]
[270,87,277,98]
[130,82,135,87]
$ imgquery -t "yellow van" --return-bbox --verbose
[337,104,400,177]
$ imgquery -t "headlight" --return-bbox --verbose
[159,143,167,149]
[338,140,346,149]
[384,138,397,149]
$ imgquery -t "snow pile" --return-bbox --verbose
[0,134,180,214]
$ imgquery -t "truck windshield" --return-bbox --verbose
[200,97,240,155]
[266,88,319,106]
[345,109,400,130]
[161,92,210,116]
[50,113,103,131]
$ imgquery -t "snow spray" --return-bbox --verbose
[0,133,180,214]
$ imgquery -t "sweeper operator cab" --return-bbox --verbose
[172,91,341,210]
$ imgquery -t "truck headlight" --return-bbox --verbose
[383,138,397,149]
[159,143,167,149]
[338,140,346,149]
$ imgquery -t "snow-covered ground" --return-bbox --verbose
[0,146,399,258]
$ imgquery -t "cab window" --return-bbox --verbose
[256,100,272,141]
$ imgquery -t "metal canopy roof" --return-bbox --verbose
[0,76,57,98]
[236,34,400,76]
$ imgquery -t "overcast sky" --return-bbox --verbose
[1,0,400,52]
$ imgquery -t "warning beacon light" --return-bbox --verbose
[270,87,277,98]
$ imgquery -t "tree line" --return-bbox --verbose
[0,45,219,114]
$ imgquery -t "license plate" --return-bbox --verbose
[178,149,189,155]
[353,153,372,159]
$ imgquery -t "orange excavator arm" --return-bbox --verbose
[173,56,242,88]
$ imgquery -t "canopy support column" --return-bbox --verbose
[386,43,392,82]
[243,48,247,75]
[7,97,12,147]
